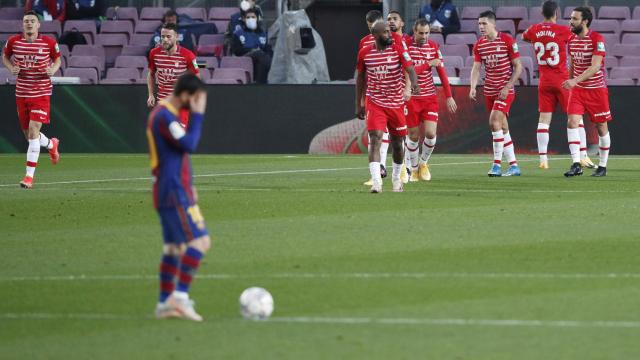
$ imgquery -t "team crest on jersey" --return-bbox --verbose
[444,9,451,18]
[512,43,519,53]
[597,42,605,52]
[425,14,431,21]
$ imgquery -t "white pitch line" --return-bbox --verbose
[2,272,640,282]
[1,313,639,329]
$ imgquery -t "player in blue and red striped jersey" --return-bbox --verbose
[147,73,210,322]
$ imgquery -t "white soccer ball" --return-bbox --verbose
[239,287,274,320]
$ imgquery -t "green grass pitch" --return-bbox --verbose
[1,154,640,359]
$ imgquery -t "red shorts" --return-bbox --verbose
[538,83,569,113]
[484,93,515,116]
[179,108,190,127]
[365,100,407,137]
[567,87,612,123]
[16,96,50,130]
[406,95,439,128]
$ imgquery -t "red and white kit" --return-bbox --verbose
[148,45,199,100]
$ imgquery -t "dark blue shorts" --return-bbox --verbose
[157,204,208,244]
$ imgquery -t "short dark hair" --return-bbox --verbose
[414,18,430,29]
[573,6,593,27]
[243,8,258,18]
[365,10,382,24]
[542,1,558,20]
[479,10,496,21]
[161,22,178,32]
[174,73,205,96]
[388,10,403,20]
[162,9,178,23]
[23,10,38,18]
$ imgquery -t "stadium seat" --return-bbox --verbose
[528,7,543,23]
[464,56,474,67]
[443,56,464,72]
[211,68,246,84]
[96,34,128,66]
[622,33,640,44]
[496,20,516,36]
[598,6,631,20]
[0,20,21,34]
[634,7,640,20]
[621,20,640,36]
[135,20,161,34]
[619,56,640,67]
[105,67,140,82]
[64,67,99,84]
[58,44,70,62]
[563,6,595,20]
[71,45,105,68]
[459,19,478,34]
[0,33,12,43]
[432,65,456,78]
[114,55,148,71]
[461,7,492,20]
[607,78,635,86]
[100,20,134,41]
[140,7,170,21]
[197,34,224,56]
[602,33,621,46]
[458,66,485,85]
[141,68,149,80]
[445,33,476,45]
[612,44,640,57]
[105,7,139,25]
[177,7,207,22]
[205,78,238,84]
[220,56,253,83]
[429,33,444,45]
[517,41,535,59]
[63,20,97,44]
[197,56,219,69]
[212,20,230,34]
[39,20,62,39]
[68,56,103,76]
[442,44,470,58]
[131,33,153,46]
[590,20,621,35]
[517,20,534,34]
[208,7,238,21]
[0,67,16,84]
[610,67,640,81]
[121,45,149,56]
[0,7,23,20]
[198,68,211,81]
[496,7,527,21]
[519,56,535,81]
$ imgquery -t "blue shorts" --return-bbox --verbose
[157,204,208,244]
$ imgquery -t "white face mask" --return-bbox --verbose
[246,18,257,30]
[240,1,251,11]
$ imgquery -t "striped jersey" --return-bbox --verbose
[359,34,375,50]
[568,31,606,89]
[408,39,444,97]
[356,42,413,108]
[148,45,199,100]
[146,101,204,209]
[473,32,520,97]
[522,22,571,85]
[3,34,60,98]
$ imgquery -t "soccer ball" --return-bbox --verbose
[239,287,274,320]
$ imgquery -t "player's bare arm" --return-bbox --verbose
[469,61,481,100]
[355,70,366,119]
[403,71,412,101]
[406,66,420,95]
[563,55,602,90]
[499,58,522,100]
[428,58,442,67]
[46,57,61,77]
[434,62,457,113]
[2,53,19,75]
[147,70,156,107]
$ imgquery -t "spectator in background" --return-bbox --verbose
[150,9,195,53]
[25,0,66,22]
[418,0,460,36]
[228,0,263,35]
[231,8,271,84]
[65,0,107,21]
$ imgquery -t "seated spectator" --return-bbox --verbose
[65,0,107,21]
[231,8,271,83]
[150,9,195,53]
[25,0,66,22]
[228,0,263,34]
[418,0,460,36]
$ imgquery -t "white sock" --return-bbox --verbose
[420,136,436,164]
[579,120,587,159]
[380,132,389,169]
[598,132,610,168]
[172,291,189,300]
[369,161,381,184]
[503,132,517,166]
[26,139,40,178]
[405,138,419,169]
[491,130,504,166]
[39,133,53,149]
[567,127,581,163]
[392,162,402,182]
[537,123,550,162]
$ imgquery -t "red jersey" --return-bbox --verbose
[357,42,413,109]
[359,34,375,50]
[473,32,520,97]
[523,22,571,85]
[408,39,451,98]
[568,31,607,89]
[3,34,60,98]
[148,45,199,100]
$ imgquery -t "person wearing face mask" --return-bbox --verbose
[231,8,272,83]
[418,0,460,36]
[228,0,263,34]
